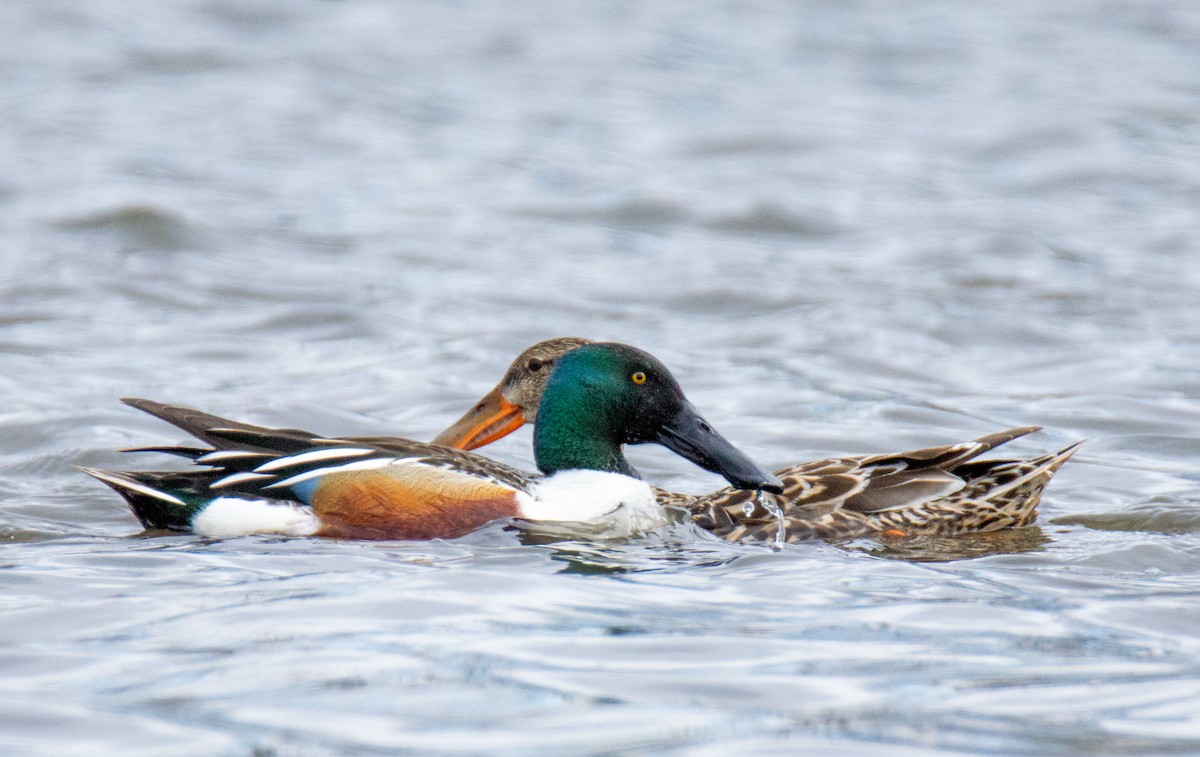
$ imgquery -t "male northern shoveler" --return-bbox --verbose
[83,343,782,540]
[432,338,1083,543]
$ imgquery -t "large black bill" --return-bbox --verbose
[654,402,783,493]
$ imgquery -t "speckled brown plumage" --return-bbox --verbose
[682,428,1082,543]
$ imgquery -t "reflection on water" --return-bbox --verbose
[3,0,1200,754]
[848,527,1053,563]
[1052,497,1200,535]
[530,526,750,575]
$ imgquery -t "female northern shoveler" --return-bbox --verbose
[84,343,782,540]
[432,338,1083,543]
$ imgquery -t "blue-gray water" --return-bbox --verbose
[3,1,1200,754]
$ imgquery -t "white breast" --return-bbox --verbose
[515,470,669,537]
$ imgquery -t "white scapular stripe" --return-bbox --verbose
[211,472,276,489]
[196,450,270,464]
[516,470,668,537]
[254,447,377,472]
[263,457,414,490]
[192,497,321,538]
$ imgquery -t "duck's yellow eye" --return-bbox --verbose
[631,371,647,385]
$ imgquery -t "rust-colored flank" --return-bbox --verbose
[312,465,521,540]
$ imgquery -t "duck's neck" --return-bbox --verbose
[533,380,638,479]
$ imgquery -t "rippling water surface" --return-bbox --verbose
[3,1,1200,754]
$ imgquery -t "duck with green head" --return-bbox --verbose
[84,343,782,540]
[434,338,1084,543]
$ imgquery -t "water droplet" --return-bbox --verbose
[756,488,786,550]
[742,501,756,517]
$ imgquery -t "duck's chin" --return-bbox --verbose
[516,470,668,538]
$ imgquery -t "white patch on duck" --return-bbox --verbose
[192,497,321,538]
[515,470,669,537]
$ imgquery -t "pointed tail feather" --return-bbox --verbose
[969,426,1044,452]
[80,467,208,531]
[957,439,1084,513]
[955,438,1083,485]
[937,425,1044,468]
[875,425,1044,471]
[1039,439,1085,474]
[121,397,323,453]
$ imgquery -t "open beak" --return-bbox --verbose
[431,383,527,451]
[654,401,784,494]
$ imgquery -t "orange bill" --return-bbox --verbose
[430,382,527,450]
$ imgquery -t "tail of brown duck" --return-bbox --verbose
[952,439,1085,530]
[1040,439,1085,474]
[883,425,1043,471]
